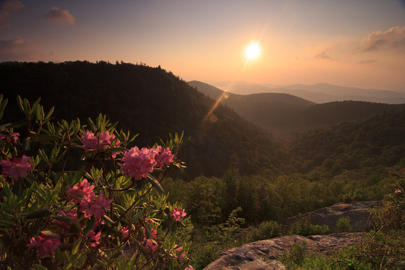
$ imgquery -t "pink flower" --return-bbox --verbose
[1,155,34,180]
[81,130,98,153]
[27,234,60,256]
[175,245,186,261]
[66,179,95,204]
[81,130,120,157]
[142,228,158,252]
[395,190,402,194]
[144,239,158,253]
[119,226,130,238]
[0,132,19,144]
[184,267,194,270]
[153,146,174,168]
[81,192,112,220]
[171,208,186,221]
[55,209,77,229]
[88,230,101,248]
[120,146,157,180]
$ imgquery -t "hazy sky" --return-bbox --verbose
[1,0,405,91]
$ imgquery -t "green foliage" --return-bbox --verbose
[248,220,282,242]
[288,217,330,236]
[206,207,245,244]
[281,240,307,267]
[342,192,358,203]
[0,96,191,269]
[336,217,353,233]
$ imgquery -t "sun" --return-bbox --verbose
[246,42,260,59]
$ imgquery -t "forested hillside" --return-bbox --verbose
[189,81,405,136]
[0,61,285,179]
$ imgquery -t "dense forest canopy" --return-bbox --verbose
[0,61,285,179]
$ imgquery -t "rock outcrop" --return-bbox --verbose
[204,233,367,270]
[204,201,382,269]
[283,201,382,233]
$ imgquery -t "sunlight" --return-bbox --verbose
[246,42,260,60]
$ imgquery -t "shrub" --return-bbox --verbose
[288,216,330,236]
[249,220,282,242]
[336,217,353,233]
[0,95,193,269]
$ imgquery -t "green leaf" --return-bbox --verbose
[56,249,69,263]
[71,238,82,255]
[32,134,60,142]
[41,230,60,238]
[31,97,41,114]
[87,118,97,132]
[132,209,145,222]
[0,219,14,228]
[5,119,27,130]
[52,215,73,223]
[0,123,11,131]
[63,252,82,270]
[16,95,24,112]
[44,106,55,121]
[36,105,44,121]
[22,137,31,151]
[101,214,114,225]
[34,264,48,270]
[134,239,149,258]
[0,97,8,120]
[24,209,51,220]
[104,147,127,153]
[83,217,95,236]
[147,175,164,193]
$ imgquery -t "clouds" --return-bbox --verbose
[44,7,75,25]
[360,26,405,52]
[0,0,25,27]
[314,51,334,60]
[0,38,42,61]
[358,59,377,64]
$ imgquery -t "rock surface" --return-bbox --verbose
[204,201,382,269]
[204,233,367,270]
[283,201,382,233]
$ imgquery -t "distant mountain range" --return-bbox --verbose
[189,80,405,136]
[210,81,405,104]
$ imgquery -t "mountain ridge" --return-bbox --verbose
[211,81,405,104]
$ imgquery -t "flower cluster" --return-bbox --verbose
[154,145,175,168]
[120,146,174,180]
[0,132,19,144]
[27,234,61,257]
[81,130,120,157]
[66,179,112,220]
[0,155,34,180]
[142,228,158,253]
[395,190,402,194]
[171,207,187,221]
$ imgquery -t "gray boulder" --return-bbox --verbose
[283,201,382,233]
[204,233,367,270]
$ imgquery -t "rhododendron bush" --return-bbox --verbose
[0,95,193,269]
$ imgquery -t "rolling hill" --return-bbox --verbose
[189,81,405,136]
[212,81,405,104]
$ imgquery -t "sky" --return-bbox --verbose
[1,0,405,91]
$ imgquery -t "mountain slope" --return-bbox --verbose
[188,80,314,135]
[0,61,285,178]
[189,81,405,137]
